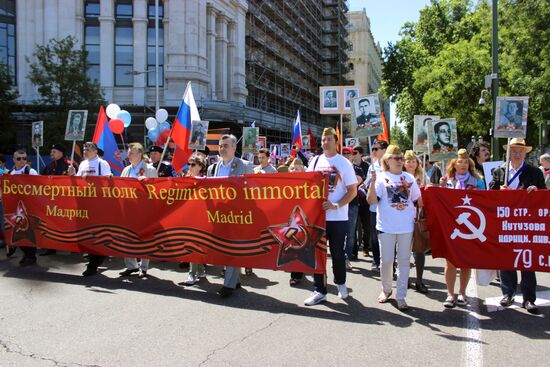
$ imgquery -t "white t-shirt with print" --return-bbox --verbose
[374,171,421,233]
[76,156,112,177]
[307,153,358,221]
[10,165,38,175]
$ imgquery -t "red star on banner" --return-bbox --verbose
[268,206,325,270]
[5,201,40,245]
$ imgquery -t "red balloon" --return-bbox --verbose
[109,118,124,134]
[156,129,170,145]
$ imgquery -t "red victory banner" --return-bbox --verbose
[1,173,328,273]
[423,187,550,272]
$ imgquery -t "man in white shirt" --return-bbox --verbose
[304,128,358,306]
[7,150,38,265]
[69,142,113,276]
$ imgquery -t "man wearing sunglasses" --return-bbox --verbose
[8,150,38,266]
[365,140,389,271]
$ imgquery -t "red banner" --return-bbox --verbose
[423,187,550,272]
[1,173,328,273]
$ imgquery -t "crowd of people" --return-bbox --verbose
[0,130,548,314]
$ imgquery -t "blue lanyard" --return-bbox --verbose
[507,163,526,186]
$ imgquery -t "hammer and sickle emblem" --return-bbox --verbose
[450,205,487,242]
[283,226,309,252]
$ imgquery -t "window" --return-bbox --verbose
[147,1,164,87]
[84,1,100,82]
[115,1,133,86]
[0,0,16,83]
[115,27,133,86]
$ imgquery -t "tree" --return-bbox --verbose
[0,62,18,148]
[390,125,412,150]
[382,0,550,150]
[26,36,105,148]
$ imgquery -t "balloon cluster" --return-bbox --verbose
[106,103,132,134]
[145,109,171,145]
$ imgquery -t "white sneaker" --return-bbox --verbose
[345,259,352,270]
[337,284,349,299]
[304,291,327,306]
[184,274,199,285]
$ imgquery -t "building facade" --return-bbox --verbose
[7,0,350,146]
[346,9,382,95]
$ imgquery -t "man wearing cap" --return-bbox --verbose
[489,138,546,314]
[68,142,113,276]
[207,134,254,298]
[304,127,357,306]
[39,144,71,256]
[149,145,177,177]
[42,144,70,176]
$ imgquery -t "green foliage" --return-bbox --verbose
[26,36,105,148]
[0,62,18,148]
[382,0,549,150]
[390,125,412,150]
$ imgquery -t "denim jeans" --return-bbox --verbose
[314,221,347,294]
[344,203,359,260]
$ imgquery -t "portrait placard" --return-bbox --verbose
[269,144,280,159]
[256,136,267,151]
[482,161,504,191]
[189,120,209,150]
[345,138,358,147]
[428,118,458,161]
[280,143,291,157]
[242,127,259,153]
[64,110,88,141]
[301,135,311,150]
[413,115,440,152]
[320,88,338,112]
[350,94,383,138]
[343,88,360,111]
[494,97,529,138]
[32,121,44,148]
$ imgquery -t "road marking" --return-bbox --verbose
[484,290,550,313]
[464,279,482,367]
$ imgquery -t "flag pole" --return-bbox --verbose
[70,140,76,164]
[340,113,343,152]
[504,137,511,185]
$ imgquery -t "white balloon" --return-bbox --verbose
[106,103,121,119]
[155,108,168,123]
[145,117,159,131]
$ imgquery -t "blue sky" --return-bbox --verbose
[348,0,432,50]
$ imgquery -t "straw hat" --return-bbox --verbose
[503,138,532,153]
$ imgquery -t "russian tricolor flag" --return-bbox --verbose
[171,82,198,173]
[290,110,302,157]
[92,106,125,175]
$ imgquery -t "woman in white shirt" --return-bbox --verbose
[367,145,422,311]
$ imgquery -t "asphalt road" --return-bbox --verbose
[0,251,548,367]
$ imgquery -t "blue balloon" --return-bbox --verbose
[117,110,132,127]
[148,128,160,142]
[159,121,171,131]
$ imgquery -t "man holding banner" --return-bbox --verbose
[207,134,254,298]
[489,138,546,314]
[304,127,357,306]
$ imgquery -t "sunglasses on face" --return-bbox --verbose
[390,156,403,161]
[15,157,27,161]
[373,147,385,152]
[188,163,198,167]
[353,151,360,155]
[343,152,351,155]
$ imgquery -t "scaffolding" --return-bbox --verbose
[246,0,350,133]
